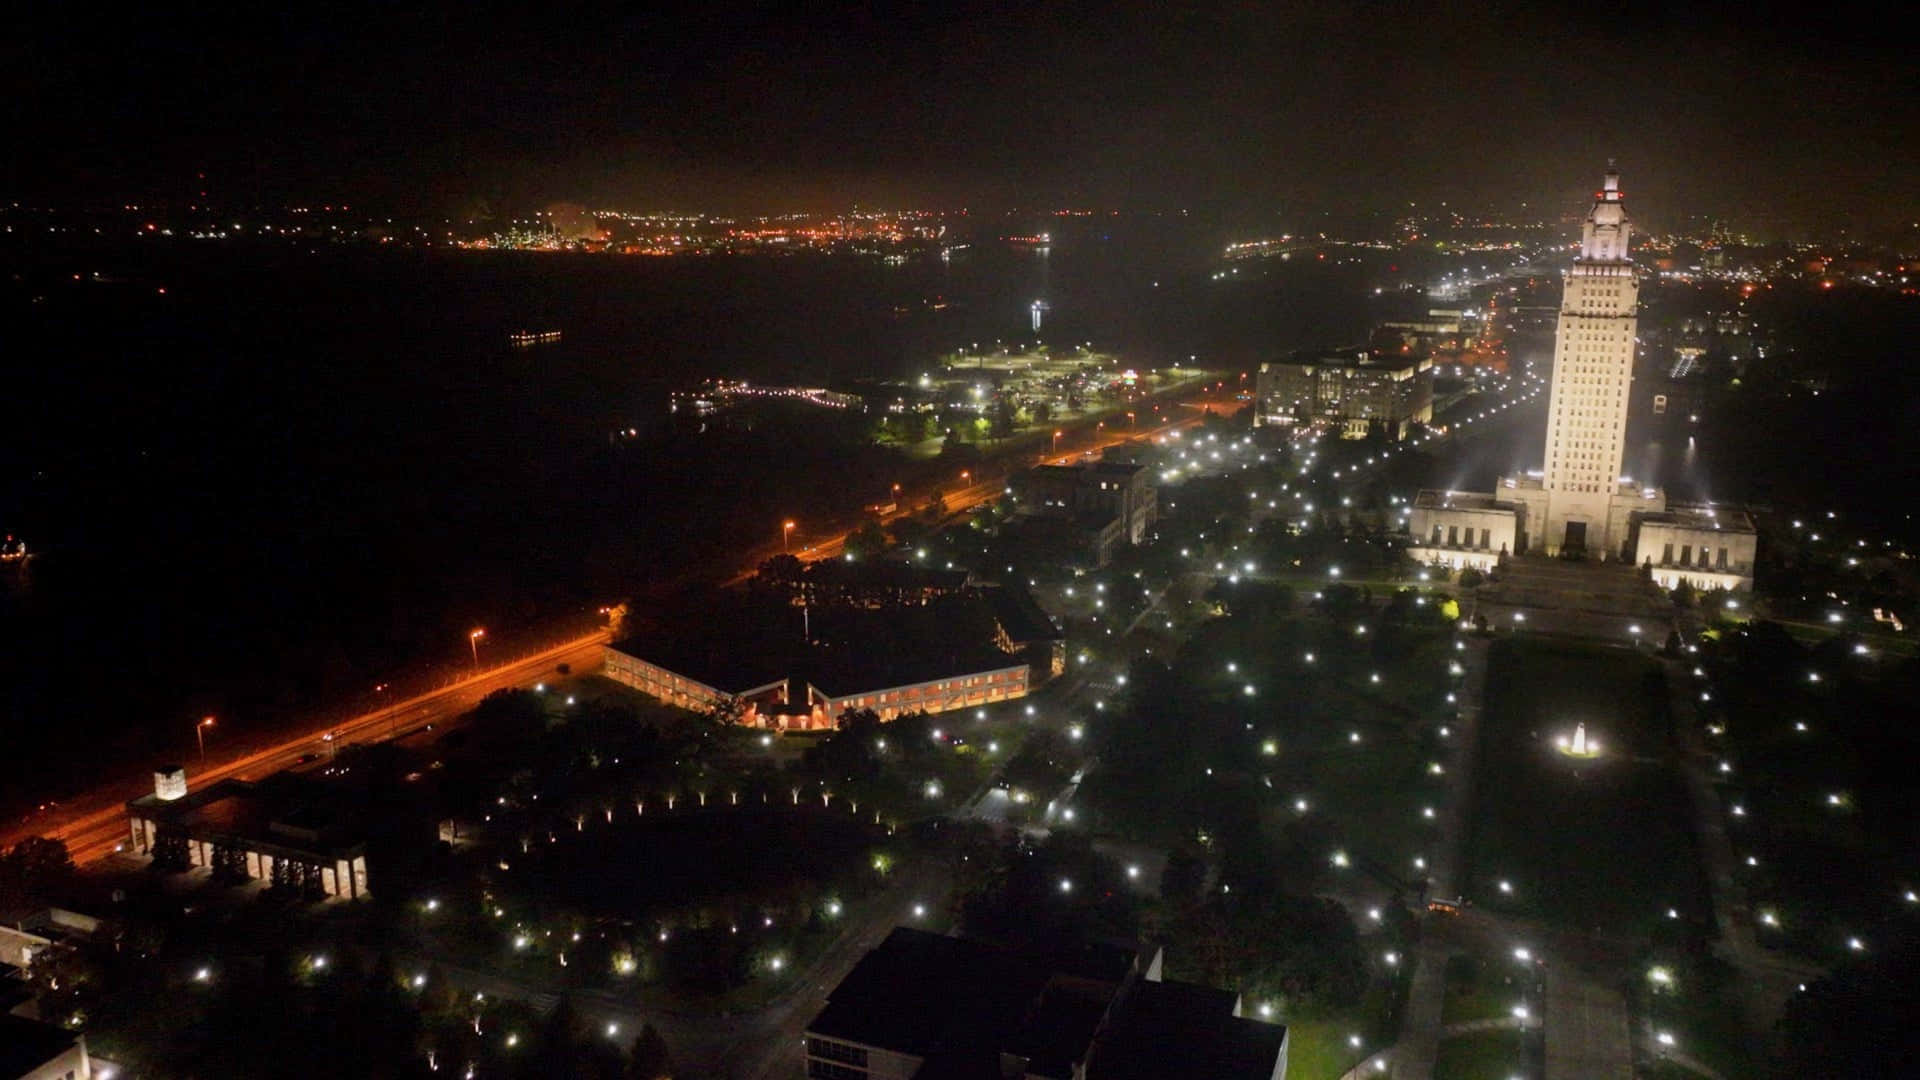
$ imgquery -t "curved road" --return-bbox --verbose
[2,633,610,866]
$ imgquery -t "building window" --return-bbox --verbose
[1680,544,1691,565]
[1447,525,1459,547]
[1717,547,1729,569]
[808,1039,869,1068]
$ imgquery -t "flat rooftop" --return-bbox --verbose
[800,560,970,591]
[806,927,1139,1075]
[1277,347,1424,374]
[127,773,367,856]
[610,618,799,695]
[1639,503,1756,533]
[803,647,1027,698]
[0,1014,80,1077]
[1031,460,1147,481]
[1091,979,1288,1080]
[807,928,1052,1057]
[979,583,1064,643]
[1414,489,1517,513]
[614,591,1027,701]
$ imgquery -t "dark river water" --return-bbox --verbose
[1,218,1390,810]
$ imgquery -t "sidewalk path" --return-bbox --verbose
[1394,631,1490,1078]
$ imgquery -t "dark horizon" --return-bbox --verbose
[7,3,1918,232]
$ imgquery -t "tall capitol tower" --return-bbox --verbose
[1404,164,1759,592]
[1539,164,1638,555]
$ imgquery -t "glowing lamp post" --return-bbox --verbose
[468,628,486,670]
[782,520,795,552]
[376,682,395,736]
[196,716,215,765]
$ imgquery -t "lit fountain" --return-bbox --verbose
[1556,722,1602,759]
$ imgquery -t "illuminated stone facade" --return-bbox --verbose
[1405,167,1757,589]
[603,641,1030,730]
[1537,166,1639,556]
[1254,349,1433,440]
[125,772,370,899]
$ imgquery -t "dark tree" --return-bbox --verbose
[987,396,1016,439]
[1161,848,1208,908]
[0,837,75,910]
[845,522,890,559]
[1775,932,1920,1077]
[468,688,548,755]
[627,1022,674,1079]
[755,553,804,587]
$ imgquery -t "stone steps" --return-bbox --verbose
[1480,556,1671,616]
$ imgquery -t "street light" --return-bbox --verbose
[468,628,486,669]
[375,682,395,736]
[1052,429,1063,455]
[782,520,796,552]
[196,716,215,765]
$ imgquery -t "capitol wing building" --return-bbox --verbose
[1406,167,1757,593]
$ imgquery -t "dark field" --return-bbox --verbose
[509,805,883,920]
[1465,635,1707,936]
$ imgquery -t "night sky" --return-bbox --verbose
[7,2,1917,227]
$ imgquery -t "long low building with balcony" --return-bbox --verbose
[601,645,789,715]
[603,638,1031,731]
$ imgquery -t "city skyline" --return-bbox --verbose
[5,7,1919,1077]
[8,4,1919,231]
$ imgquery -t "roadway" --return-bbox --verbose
[2,633,610,867]
[725,393,1241,584]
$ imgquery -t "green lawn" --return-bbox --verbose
[1281,1017,1369,1080]
[1465,636,1708,936]
[1641,959,1759,1080]
[1433,1029,1523,1080]
[1705,651,1915,964]
[1441,952,1525,1026]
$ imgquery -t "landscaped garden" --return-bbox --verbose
[1696,619,1920,965]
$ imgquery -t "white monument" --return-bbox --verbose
[1559,722,1601,758]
